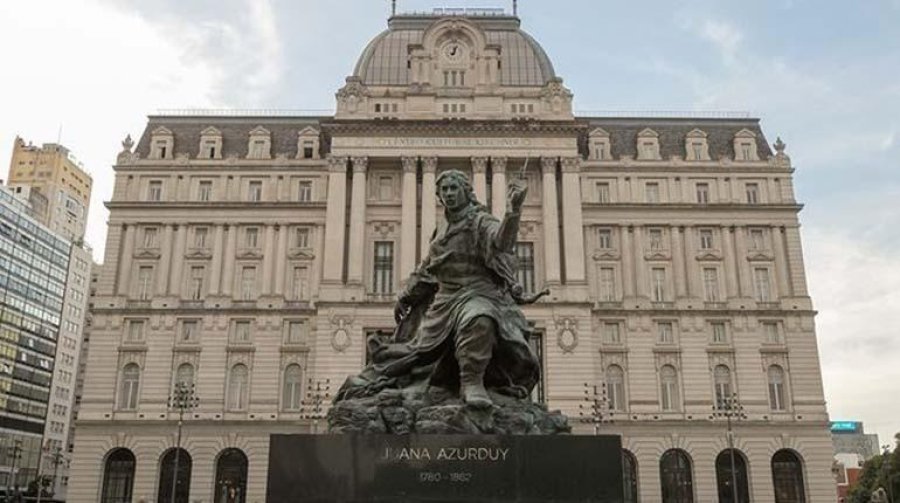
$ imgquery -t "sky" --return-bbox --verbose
[0,0,898,447]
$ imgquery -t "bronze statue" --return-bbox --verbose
[335,170,548,409]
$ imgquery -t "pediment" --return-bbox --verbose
[152,126,173,136]
[589,127,610,138]
[747,252,775,262]
[695,251,723,261]
[200,126,222,137]
[134,249,161,259]
[288,249,316,260]
[686,128,707,138]
[249,125,271,136]
[637,128,659,138]
[592,250,621,261]
[734,128,757,139]
[644,251,671,261]
[236,250,263,260]
[185,249,212,260]
[297,126,319,137]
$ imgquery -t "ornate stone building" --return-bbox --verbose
[70,10,832,503]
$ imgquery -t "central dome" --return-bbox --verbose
[353,14,557,87]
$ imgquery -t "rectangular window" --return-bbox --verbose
[147,181,162,202]
[136,266,153,300]
[373,241,394,294]
[248,181,262,202]
[699,229,714,250]
[763,322,781,344]
[126,320,145,342]
[294,227,310,248]
[597,228,612,249]
[596,182,610,203]
[657,322,674,344]
[198,181,212,201]
[695,182,710,204]
[648,229,664,251]
[749,228,765,250]
[703,267,720,302]
[180,320,198,342]
[746,183,760,204]
[298,181,312,202]
[232,321,251,343]
[516,243,535,294]
[651,268,666,302]
[741,143,752,161]
[645,182,660,203]
[691,142,703,160]
[244,227,259,248]
[291,266,309,300]
[287,321,308,345]
[142,227,158,248]
[240,266,256,300]
[599,267,616,302]
[189,266,205,300]
[604,322,621,344]
[378,176,393,200]
[754,267,772,301]
[303,141,314,159]
[711,322,728,344]
[193,227,208,248]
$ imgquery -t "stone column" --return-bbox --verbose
[209,225,224,294]
[721,225,738,298]
[672,226,687,298]
[620,225,635,298]
[400,156,419,280]
[274,225,287,296]
[560,157,586,282]
[683,226,701,297]
[168,224,186,297]
[262,224,276,294]
[222,225,236,296]
[633,225,648,298]
[420,157,438,258]
[733,226,751,297]
[116,224,134,296]
[157,225,174,296]
[490,157,507,218]
[347,156,368,285]
[540,157,561,284]
[471,157,488,204]
[771,226,791,297]
[322,156,348,283]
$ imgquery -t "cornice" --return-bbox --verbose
[105,201,328,210]
[322,120,586,136]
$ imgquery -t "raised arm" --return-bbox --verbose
[493,178,528,252]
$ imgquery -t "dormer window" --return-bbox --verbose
[198,127,222,159]
[296,127,320,160]
[149,127,174,160]
[733,129,760,161]
[636,128,661,160]
[247,126,271,160]
[685,129,710,161]
[588,128,611,161]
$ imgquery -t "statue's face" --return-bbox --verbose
[439,177,468,212]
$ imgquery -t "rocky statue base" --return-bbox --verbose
[328,386,570,435]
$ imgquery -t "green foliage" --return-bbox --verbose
[848,436,900,503]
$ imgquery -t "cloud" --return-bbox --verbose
[698,19,743,64]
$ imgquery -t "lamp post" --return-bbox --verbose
[167,381,199,503]
[301,378,331,434]
[713,393,746,503]
[578,382,613,435]
[47,446,64,498]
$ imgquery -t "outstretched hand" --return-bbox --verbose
[507,178,528,213]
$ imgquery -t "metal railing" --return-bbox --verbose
[154,108,334,117]
[576,110,751,119]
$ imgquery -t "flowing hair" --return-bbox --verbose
[435,169,489,216]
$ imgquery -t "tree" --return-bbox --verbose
[849,435,900,503]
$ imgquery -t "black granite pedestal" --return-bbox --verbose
[266,433,624,502]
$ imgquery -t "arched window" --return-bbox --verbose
[623,449,639,503]
[772,450,806,503]
[767,365,786,411]
[660,449,693,503]
[156,448,192,503]
[660,365,679,411]
[282,364,304,411]
[227,364,249,410]
[119,363,141,410]
[607,365,626,412]
[101,448,135,503]
[716,449,750,503]
[175,363,194,388]
[714,365,733,408]
[214,448,248,503]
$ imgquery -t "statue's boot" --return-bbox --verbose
[456,316,496,408]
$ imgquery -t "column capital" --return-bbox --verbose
[470,156,489,173]
[421,156,438,174]
[560,157,581,173]
[327,155,348,173]
[401,156,418,173]
[541,156,558,174]
[490,156,508,173]
[351,156,368,173]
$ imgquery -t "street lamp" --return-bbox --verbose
[300,378,331,434]
[579,382,613,435]
[47,446,65,498]
[167,381,199,503]
[713,393,747,503]
[6,439,22,496]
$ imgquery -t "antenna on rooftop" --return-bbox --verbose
[513,0,518,16]
[392,0,396,16]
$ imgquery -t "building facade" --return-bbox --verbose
[7,138,93,242]
[71,11,832,503]
[0,185,90,498]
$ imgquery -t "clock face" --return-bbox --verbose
[442,42,465,63]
